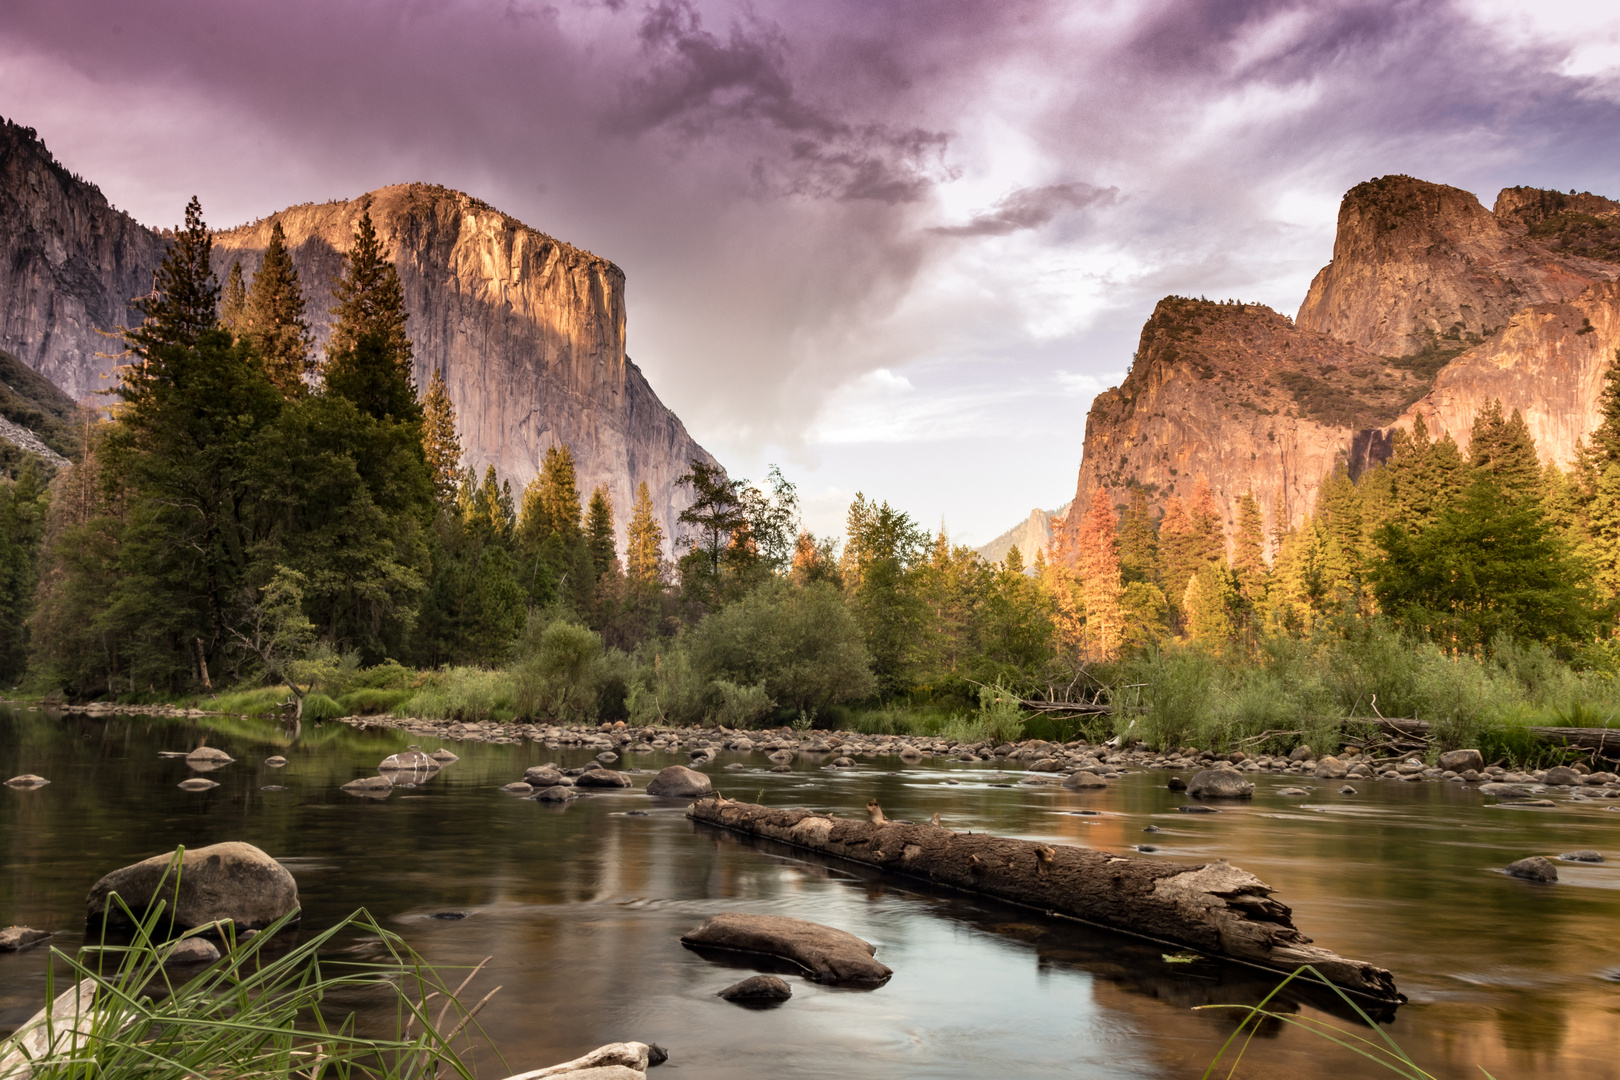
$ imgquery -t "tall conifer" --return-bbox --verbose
[625,481,665,586]
[1074,488,1123,659]
[328,210,411,366]
[587,485,616,578]
[421,369,463,503]
[1231,491,1267,606]
[538,446,582,542]
[1469,399,1543,502]
[220,262,247,336]
[244,221,314,396]
[126,196,218,364]
[1117,487,1159,584]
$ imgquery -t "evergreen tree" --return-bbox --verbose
[538,446,583,543]
[841,492,927,695]
[220,262,247,336]
[327,210,411,367]
[326,335,423,425]
[126,196,218,362]
[586,485,616,578]
[1587,464,1620,599]
[625,481,665,586]
[675,459,745,578]
[244,221,314,396]
[1117,486,1159,585]
[1157,495,1194,622]
[1231,491,1268,607]
[1469,399,1543,502]
[420,368,463,503]
[1587,349,1620,467]
[1431,433,1469,511]
[1074,487,1123,659]
[1183,563,1236,648]
[0,465,49,683]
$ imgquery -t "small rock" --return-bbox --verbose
[1028,758,1064,773]
[428,911,469,920]
[502,782,535,794]
[0,926,50,951]
[264,756,288,768]
[260,785,286,792]
[1277,787,1311,796]
[648,1043,669,1066]
[531,785,578,802]
[768,749,796,764]
[1178,805,1219,813]
[1186,769,1255,799]
[342,775,394,797]
[1166,776,1188,792]
[1142,825,1162,833]
[164,937,221,965]
[575,769,633,789]
[186,746,234,765]
[4,774,49,789]
[1504,856,1558,882]
[625,809,650,817]
[1339,785,1358,795]
[380,750,440,773]
[646,765,713,797]
[1542,766,1582,787]
[1479,782,1531,800]
[431,749,459,762]
[682,912,891,986]
[1313,756,1348,779]
[1063,771,1108,789]
[718,974,793,1003]
[524,767,569,787]
[1288,745,1314,763]
[178,778,219,791]
[832,756,855,768]
[1559,850,1605,863]
[596,751,619,764]
[1438,749,1485,773]
[770,764,793,773]
[1137,845,1159,853]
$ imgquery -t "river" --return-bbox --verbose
[3,706,1618,1078]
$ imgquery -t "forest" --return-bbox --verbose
[4,197,1620,761]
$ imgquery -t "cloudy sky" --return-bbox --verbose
[4,0,1620,544]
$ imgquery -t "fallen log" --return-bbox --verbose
[687,795,1402,1003]
[1362,718,1620,754]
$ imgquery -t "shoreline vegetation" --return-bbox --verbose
[4,197,1620,774]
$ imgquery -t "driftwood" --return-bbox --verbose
[688,796,1402,1003]
[1362,718,1620,754]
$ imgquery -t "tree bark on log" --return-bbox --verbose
[688,795,1402,1003]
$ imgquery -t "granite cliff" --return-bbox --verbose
[1059,175,1620,554]
[0,119,713,548]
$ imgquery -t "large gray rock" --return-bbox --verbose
[575,769,633,789]
[645,765,713,797]
[380,750,441,772]
[1062,771,1108,789]
[86,842,299,930]
[1186,769,1255,799]
[1313,756,1348,779]
[718,975,792,1003]
[681,912,892,986]
[1542,766,1582,787]
[524,767,571,787]
[1288,745,1315,762]
[1504,856,1558,882]
[1438,749,1485,773]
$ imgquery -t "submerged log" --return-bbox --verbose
[687,795,1402,1003]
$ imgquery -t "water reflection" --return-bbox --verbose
[3,707,1620,1078]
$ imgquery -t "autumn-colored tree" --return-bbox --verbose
[1073,487,1123,659]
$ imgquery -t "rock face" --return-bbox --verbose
[0,121,714,545]
[85,841,299,930]
[1058,176,1620,557]
[976,501,1071,565]
[0,120,168,401]
[209,186,715,546]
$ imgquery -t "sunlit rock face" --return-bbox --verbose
[211,185,716,546]
[0,119,712,545]
[1059,177,1620,551]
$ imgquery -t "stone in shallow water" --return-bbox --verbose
[718,974,793,1003]
[186,746,234,766]
[1339,785,1358,795]
[1542,766,1582,787]
[1063,772,1107,790]
[645,765,712,797]
[341,775,393,797]
[574,769,633,789]
[86,842,299,930]
[682,912,892,986]
[178,778,219,791]
[1186,769,1255,798]
[380,750,440,773]
[164,937,220,965]
[531,785,577,802]
[503,782,534,795]
[1277,787,1311,797]
[1559,850,1605,863]
[4,774,48,789]
[265,756,287,767]
[1177,804,1219,814]
[0,926,50,951]
[1505,856,1558,882]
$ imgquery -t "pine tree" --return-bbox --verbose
[1184,564,1236,648]
[420,368,463,503]
[625,481,665,586]
[1157,495,1194,623]
[244,221,314,396]
[1587,349,1620,467]
[328,210,411,366]
[1587,464,1620,599]
[538,446,582,543]
[1074,487,1123,659]
[1117,487,1159,584]
[1231,491,1267,607]
[1431,434,1469,511]
[1469,399,1543,502]
[220,262,247,336]
[586,485,616,578]
[126,196,218,364]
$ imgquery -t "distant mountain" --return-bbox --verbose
[976,500,1072,566]
[1054,175,1620,555]
[0,117,715,546]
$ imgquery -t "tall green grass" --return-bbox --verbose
[6,855,490,1080]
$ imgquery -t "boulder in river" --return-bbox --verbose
[186,746,234,766]
[0,926,50,951]
[341,775,394,798]
[645,765,713,797]
[86,841,299,931]
[1504,856,1558,882]
[531,785,578,803]
[1186,769,1255,798]
[178,778,219,791]
[1277,787,1311,797]
[1479,782,1532,800]
[264,756,287,768]
[380,750,440,773]
[503,782,535,795]
[431,749,460,762]
[718,974,792,1003]
[1313,756,1348,779]
[1288,745,1315,762]
[498,1041,654,1080]
[596,751,619,764]
[1063,772,1107,789]
[164,936,221,965]
[575,769,633,789]
[1542,766,1582,787]
[1558,850,1605,863]
[768,749,795,764]
[4,774,49,789]
[681,912,893,987]
[524,767,571,787]
[1027,758,1064,773]
[1438,749,1485,773]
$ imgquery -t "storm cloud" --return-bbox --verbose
[2,0,1618,541]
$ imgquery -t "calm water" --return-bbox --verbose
[3,706,1620,1079]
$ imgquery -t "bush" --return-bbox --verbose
[402,667,513,722]
[511,616,604,723]
[711,679,774,727]
[300,692,346,722]
[1113,646,1217,751]
[337,687,415,715]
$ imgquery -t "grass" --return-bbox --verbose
[6,853,492,1080]
[203,687,295,718]
[1199,965,1493,1079]
[339,688,416,715]
[399,667,515,723]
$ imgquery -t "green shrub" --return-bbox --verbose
[338,687,415,715]
[1114,646,1217,751]
[711,679,774,727]
[204,686,293,717]
[402,667,513,722]
[511,617,603,723]
[300,692,346,722]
